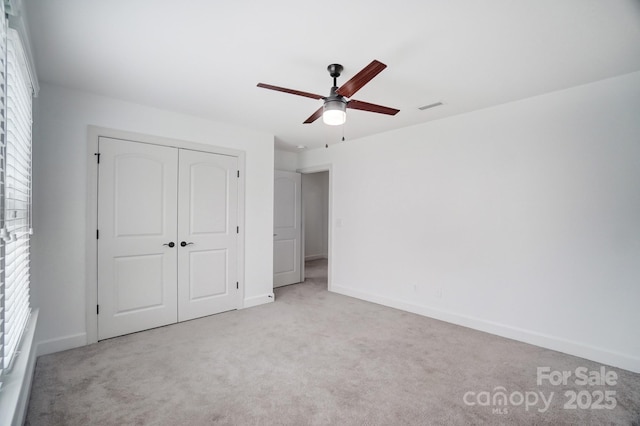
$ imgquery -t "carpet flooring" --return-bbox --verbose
[26,259,640,425]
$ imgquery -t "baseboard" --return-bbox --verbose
[0,309,39,426]
[36,332,87,357]
[305,254,327,261]
[331,284,640,374]
[243,293,275,308]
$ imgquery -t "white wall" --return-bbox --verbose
[32,83,275,354]
[299,71,640,373]
[302,172,328,260]
[274,149,299,172]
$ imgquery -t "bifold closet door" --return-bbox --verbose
[177,150,239,321]
[97,137,178,340]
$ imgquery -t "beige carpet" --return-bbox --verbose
[26,259,640,425]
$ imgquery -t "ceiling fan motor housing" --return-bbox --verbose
[323,86,347,125]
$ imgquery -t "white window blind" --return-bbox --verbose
[0,1,6,378]
[1,27,33,371]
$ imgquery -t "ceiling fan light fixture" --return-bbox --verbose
[322,98,346,126]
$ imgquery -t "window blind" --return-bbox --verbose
[0,1,6,379]
[1,27,32,371]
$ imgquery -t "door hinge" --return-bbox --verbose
[236,281,239,290]
[94,152,101,163]
[236,226,239,234]
[237,170,240,178]
[97,305,99,315]
[96,229,99,239]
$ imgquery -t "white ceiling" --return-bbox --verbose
[23,0,640,151]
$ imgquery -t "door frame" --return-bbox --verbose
[297,165,332,291]
[86,126,246,344]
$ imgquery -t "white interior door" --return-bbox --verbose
[177,150,239,321]
[97,137,178,340]
[273,170,302,287]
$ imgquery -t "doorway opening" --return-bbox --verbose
[301,170,330,289]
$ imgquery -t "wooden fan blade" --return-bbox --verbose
[347,99,399,116]
[303,107,324,124]
[336,60,387,98]
[257,83,324,100]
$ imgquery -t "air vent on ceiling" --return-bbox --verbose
[418,102,443,111]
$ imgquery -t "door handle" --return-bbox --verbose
[180,241,194,247]
[163,242,175,248]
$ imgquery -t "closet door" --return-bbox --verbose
[177,149,239,321]
[97,138,178,340]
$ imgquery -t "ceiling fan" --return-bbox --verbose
[257,59,400,126]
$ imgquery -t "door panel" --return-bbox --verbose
[178,150,239,321]
[114,155,166,236]
[189,163,228,234]
[98,137,178,340]
[273,170,302,287]
[189,249,228,299]
[113,254,165,312]
[274,240,296,273]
